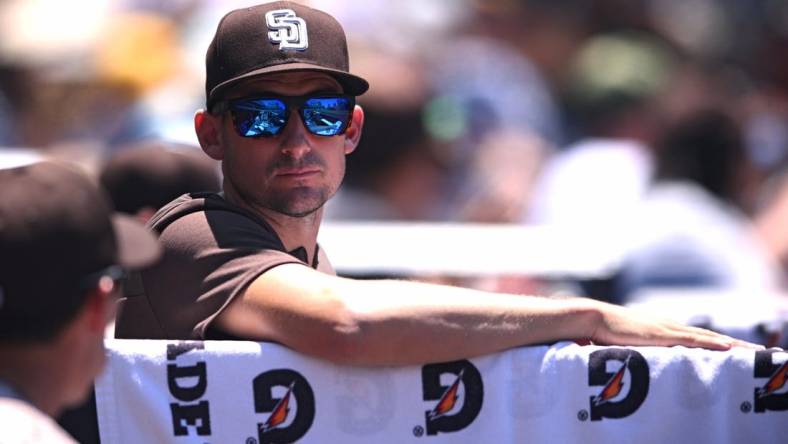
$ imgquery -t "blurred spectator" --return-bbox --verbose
[617,109,783,302]
[0,161,159,443]
[455,128,548,223]
[320,42,450,222]
[0,0,785,303]
[324,102,448,221]
[99,140,220,222]
[526,31,676,227]
[755,169,788,280]
[424,36,559,222]
[466,0,590,100]
[526,138,653,228]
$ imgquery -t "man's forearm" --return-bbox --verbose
[334,278,601,365]
[221,264,755,366]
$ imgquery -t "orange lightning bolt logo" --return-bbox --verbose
[260,382,295,433]
[428,369,465,420]
[593,356,630,406]
[756,361,788,398]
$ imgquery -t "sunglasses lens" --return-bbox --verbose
[232,99,287,137]
[302,97,353,136]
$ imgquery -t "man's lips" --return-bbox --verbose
[274,167,321,177]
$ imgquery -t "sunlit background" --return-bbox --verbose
[1,0,787,331]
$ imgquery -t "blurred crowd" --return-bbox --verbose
[1,0,788,305]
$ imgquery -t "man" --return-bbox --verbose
[115,1,759,364]
[0,161,160,442]
[618,109,781,300]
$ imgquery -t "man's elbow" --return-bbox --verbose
[301,298,385,365]
[278,290,364,364]
[246,276,387,365]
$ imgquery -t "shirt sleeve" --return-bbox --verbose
[137,209,304,339]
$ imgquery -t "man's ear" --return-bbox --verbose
[81,278,114,335]
[134,206,157,224]
[343,105,364,155]
[195,110,225,160]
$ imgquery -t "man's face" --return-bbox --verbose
[214,72,355,217]
[61,276,120,411]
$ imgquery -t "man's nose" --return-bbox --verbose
[278,110,312,158]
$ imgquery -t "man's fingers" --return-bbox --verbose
[657,327,729,350]
[680,325,765,350]
[729,338,766,350]
[592,306,768,351]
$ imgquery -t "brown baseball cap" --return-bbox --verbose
[0,161,161,341]
[205,1,369,110]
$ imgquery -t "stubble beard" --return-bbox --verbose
[264,186,331,217]
[260,150,343,218]
[227,144,343,218]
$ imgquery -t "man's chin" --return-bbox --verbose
[282,207,322,218]
[268,190,328,217]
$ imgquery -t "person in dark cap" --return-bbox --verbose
[115,1,760,363]
[99,140,220,222]
[0,161,160,442]
[616,110,781,300]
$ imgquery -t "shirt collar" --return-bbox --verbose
[287,245,320,269]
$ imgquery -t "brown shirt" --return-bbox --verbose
[115,193,315,340]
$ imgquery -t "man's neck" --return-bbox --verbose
[0,347,67,417]
[221,188,322,266]
[259,207,323,264]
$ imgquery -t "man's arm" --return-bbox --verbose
[215,264,759,366]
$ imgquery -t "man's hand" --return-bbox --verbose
[587,300,765,350]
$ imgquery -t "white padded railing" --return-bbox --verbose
[95,340,786,444]
[317,222,629,278]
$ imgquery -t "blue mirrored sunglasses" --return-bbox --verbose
[212,94,355,138]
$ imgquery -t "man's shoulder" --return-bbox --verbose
[149,192,274,232]
[148,192,286,251]
[0,398,77,443]
[148,192,251,230]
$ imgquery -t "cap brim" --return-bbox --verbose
[111,214,161,269]
[208,63,369,108]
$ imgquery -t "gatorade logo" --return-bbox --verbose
[585,348,649,421]
[253,369,315,444]
[752,349,788,413]
[166,342,211,436]
[420,360,484,436]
